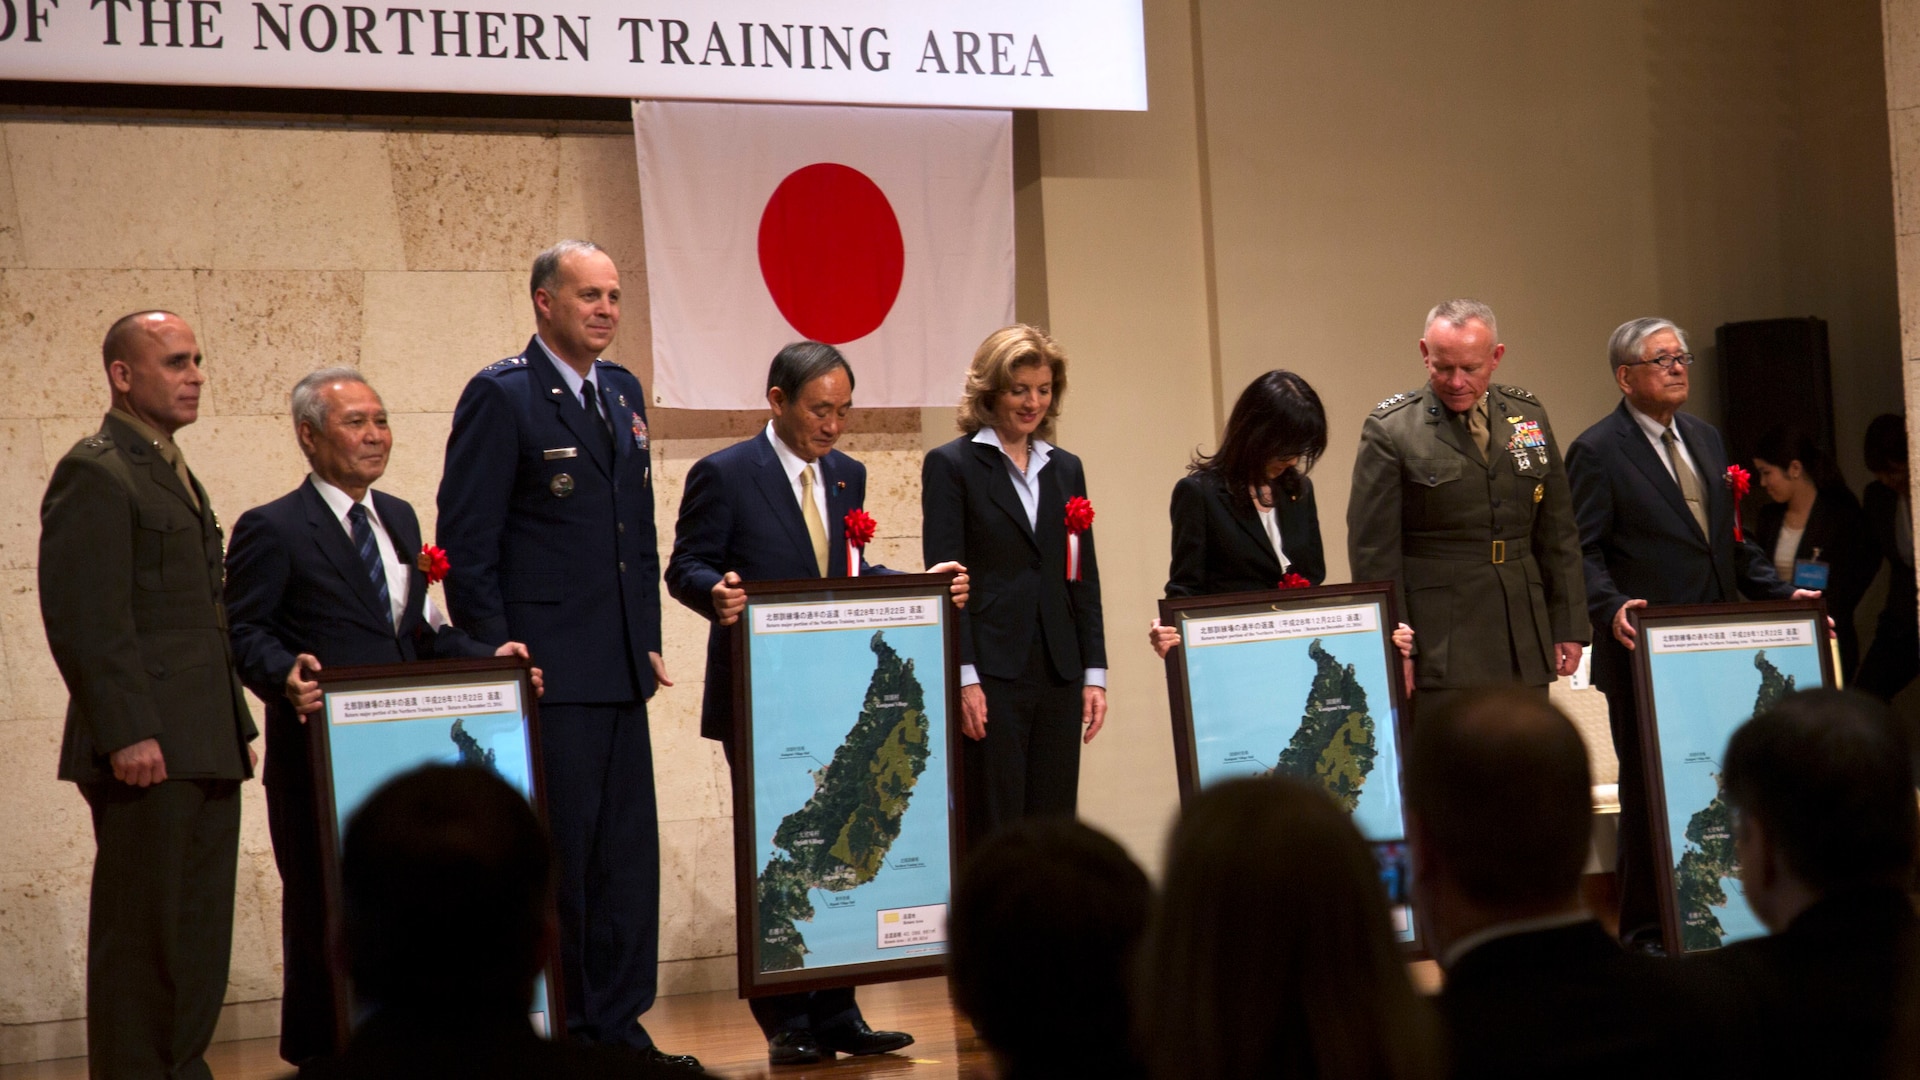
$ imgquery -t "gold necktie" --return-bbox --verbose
[1663,429,1710,536]
[800,467,828,577]
[1459,401,1490,462]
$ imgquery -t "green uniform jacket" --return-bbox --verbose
[41,414,256,784]
[1347,384,1589,689]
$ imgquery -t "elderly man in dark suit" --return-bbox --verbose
[1408,687,1716,1080]
[39,310,258,1080]
[1566,316,1809,949]
[225,367,535,1065]
[437,241,697,1071]
[665,341,967,1066]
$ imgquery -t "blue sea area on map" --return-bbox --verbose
[750,618,951,969]
[1181,626,1403,841]
[327,710,533,832]
[1648,641,1825,947]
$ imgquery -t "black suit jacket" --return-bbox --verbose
[1165,471,1325,597]
[437,338,662,705]
[1440,921,1717,1080]
[1753,486,1873,671]
[1567,402,1791,694]
[922,435,1105,682]
[663,433,893,746]
[1691,886,1918,1080]
[226,481,493,787]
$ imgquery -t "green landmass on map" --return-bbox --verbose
[1672,650,1794,951]
[1272,638,1376,812]
[756,631,932,972]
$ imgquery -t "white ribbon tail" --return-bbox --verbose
[848,541,862,577]
[1067,532,1081,581]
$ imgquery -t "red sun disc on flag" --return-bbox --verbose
[758,163,905,345]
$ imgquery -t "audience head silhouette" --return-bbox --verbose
[1722,688,1918,931]
[950,817,1150,1080]
[1136,776,1436,1080]
[1404,687,1592,958]
[341,765,553,1018]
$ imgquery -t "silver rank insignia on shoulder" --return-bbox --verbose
[1374,392,1410,411]
[550,473,574,498]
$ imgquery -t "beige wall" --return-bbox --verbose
[1,0,1911,1062]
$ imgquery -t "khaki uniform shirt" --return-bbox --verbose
[1347,384,1590,688]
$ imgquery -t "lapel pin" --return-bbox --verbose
[618,394,628,407]
[836,481,846,490]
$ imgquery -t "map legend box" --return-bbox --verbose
[877,904,948,949]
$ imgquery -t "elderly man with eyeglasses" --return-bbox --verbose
[1566,317,1814,953]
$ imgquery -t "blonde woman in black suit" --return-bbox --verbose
[923,325,1106,846]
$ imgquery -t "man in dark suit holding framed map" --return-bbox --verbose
[666,340,966,1067]
[1566,316,1806,949]
[225,367,531,1065]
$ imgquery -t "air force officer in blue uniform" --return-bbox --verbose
[665,342,968,1067]
[436,241,696,1071]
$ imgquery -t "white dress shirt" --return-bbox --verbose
[538,334,606,416]
[1256,497,1291,574]
[1624,401,1704,485]
[963,427,1106,691]
[765,421,829,525]
[309,475,448,631]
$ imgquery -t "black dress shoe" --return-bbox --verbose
[815,1019,914,1056]
[768,1029,824,1066]
[639,1045,706,1074]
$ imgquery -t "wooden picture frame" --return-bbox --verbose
[730,572,963,997]
[1628,598,1834,955]
[310,655,562,1041]
[1158,582,1416,947]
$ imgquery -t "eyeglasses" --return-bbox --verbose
[1622,352,1694,373]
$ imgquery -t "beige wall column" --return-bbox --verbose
[1888,0,1920,576]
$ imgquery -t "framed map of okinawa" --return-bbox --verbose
[311,656,560,1040]
[1629,599,1834,956]
[1158,582,1415,947]
[731,572,963,995]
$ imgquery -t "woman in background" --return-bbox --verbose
[1150,370,1412,668]
[1134,777,1440,1080]
[1751,425,1874,674]
[922,325,1106,847]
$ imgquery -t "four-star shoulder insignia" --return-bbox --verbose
[1496,384,1537,402]
[1373,392,1414,414]
[483,355,528,373]
[596,359,631,372]
[80,434,111,450]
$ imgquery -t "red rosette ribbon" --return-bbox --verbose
[844,508,876,578]
[1279,572,1313,590]
[1725,465,1752,542]
[1064,496,1095,581]
[417,544,450,585]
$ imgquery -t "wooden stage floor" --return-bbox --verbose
[0,977,997,1080]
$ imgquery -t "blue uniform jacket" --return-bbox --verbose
[437,337,662,705]
[664,432,891,745]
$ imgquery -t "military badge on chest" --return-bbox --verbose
[630,411,648,450]
[1506,417,1547,471]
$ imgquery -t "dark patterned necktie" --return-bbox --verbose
[583,382,615,455]
[347,504,393,627]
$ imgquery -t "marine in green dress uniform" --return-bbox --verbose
[1347,300,1588,712]
[40,312,257,1080]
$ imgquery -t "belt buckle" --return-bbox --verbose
[1490,540,1506,564]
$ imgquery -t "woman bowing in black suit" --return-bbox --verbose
[1150,371,1413,667]
[1750,425,1876,674]
[923,325,1106,846]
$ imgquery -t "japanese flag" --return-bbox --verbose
[633,100,1014,409]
